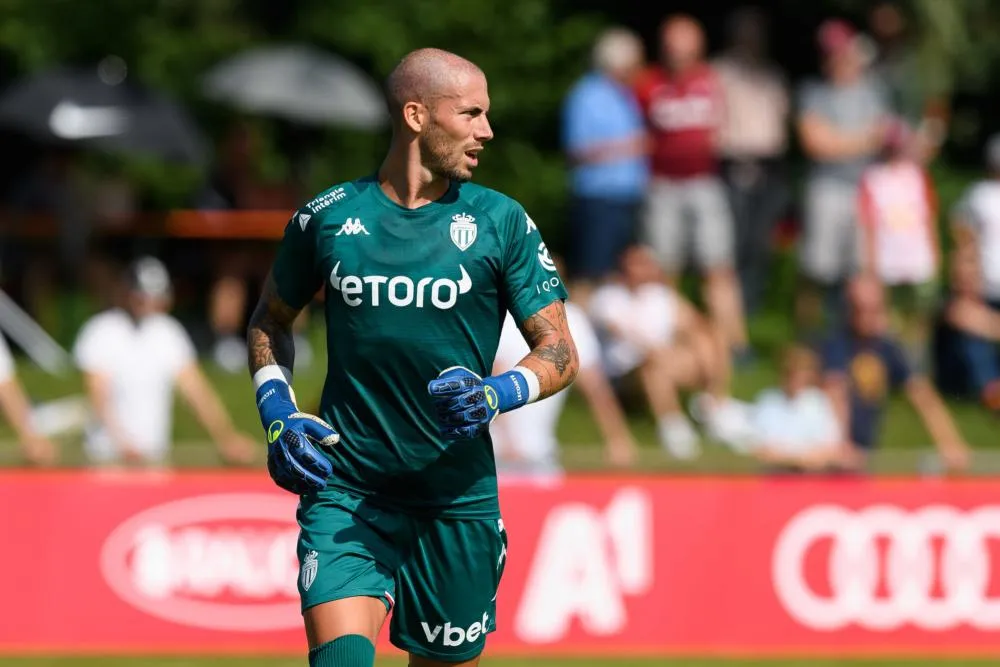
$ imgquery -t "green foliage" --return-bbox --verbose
[0,0,603,237]
[2,0,1000,236]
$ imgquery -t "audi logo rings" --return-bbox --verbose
[773,504,1000,631]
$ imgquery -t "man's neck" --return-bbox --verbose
[666,61,698,77]
[378,145,450,209]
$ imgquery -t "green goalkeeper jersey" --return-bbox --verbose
[271,176,568,518]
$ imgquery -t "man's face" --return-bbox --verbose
[783,363,817,396]
[825,49,864,83]
[420,71,494,182]
[621,246,662,286]
[661,19,704,71]
[850,284,889,337]
[127,291,170,319]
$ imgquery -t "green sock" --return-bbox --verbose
[308,634,375,667]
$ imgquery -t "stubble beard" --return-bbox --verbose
[420,123,473,183]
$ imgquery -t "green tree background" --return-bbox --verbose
[3,0,999,236]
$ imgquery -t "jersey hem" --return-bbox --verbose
[324,482,502,520]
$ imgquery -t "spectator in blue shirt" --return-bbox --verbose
[562,27,650,299]
[819,276,970,472]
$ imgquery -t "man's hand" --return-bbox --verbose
[428,367,500,440]
[218,431,258,466]
[939,441,972,474]
[118,440,147,466]
[22,434,58,467]
[256,374,338,494]
[265,415,338,494]
[604,435,637,468]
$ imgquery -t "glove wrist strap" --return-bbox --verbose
[254,365,297,431]
[252,364,293,390]
[486,367,539,414]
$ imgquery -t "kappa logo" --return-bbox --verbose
[537,242,556,272]
[525,214,538,235]
[301,550,319,592]
[450,212,477,251]
[336,218,369,236]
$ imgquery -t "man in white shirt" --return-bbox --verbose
[0,332,58,465]
[945,140,1000,412]
[73,256,256,467]
[952,134,1000,306]
[588,244,754,459]
[491,299,637,482]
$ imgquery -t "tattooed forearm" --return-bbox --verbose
[517,301,579,400]
[521,308,560,347]
[246,275,300,376]
[534,340,572,376]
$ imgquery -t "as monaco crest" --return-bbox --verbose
[450,212,477,251]
[301,550,319,592]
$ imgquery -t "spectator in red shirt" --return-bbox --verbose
[634,14,750,363]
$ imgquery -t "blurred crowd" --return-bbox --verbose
[0,2,999,478]
[494,3,1000,480]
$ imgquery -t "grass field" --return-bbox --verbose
[4,657,998,666]
[2,309,999,474]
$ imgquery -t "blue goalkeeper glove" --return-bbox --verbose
[427,366,535,440]
[255,368,338,495]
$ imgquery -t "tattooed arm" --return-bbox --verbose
[514,300,580,400]
[246,273,301,377]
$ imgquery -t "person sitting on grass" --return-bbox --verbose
[747,344,854,473]
[819,275,970,473]
[588,244,753,460]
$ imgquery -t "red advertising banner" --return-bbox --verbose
[2,471,1000,657]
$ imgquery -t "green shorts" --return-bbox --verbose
[295,488,508,662]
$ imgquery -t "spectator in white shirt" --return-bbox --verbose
[588,244,753,459]
[0,332,58,465]
[944,135,1000,412]
[952,134,1000,306]
[749,345,853,472]
[73,256,257,467]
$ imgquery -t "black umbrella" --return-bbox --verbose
[0,64,209,165]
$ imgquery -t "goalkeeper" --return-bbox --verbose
[247,48,579,667]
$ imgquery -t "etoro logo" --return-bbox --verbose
[99,493,301,632]
[329,261,472,310]
[421,611,491,647]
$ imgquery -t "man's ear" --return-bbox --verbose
[403,101,427,133]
